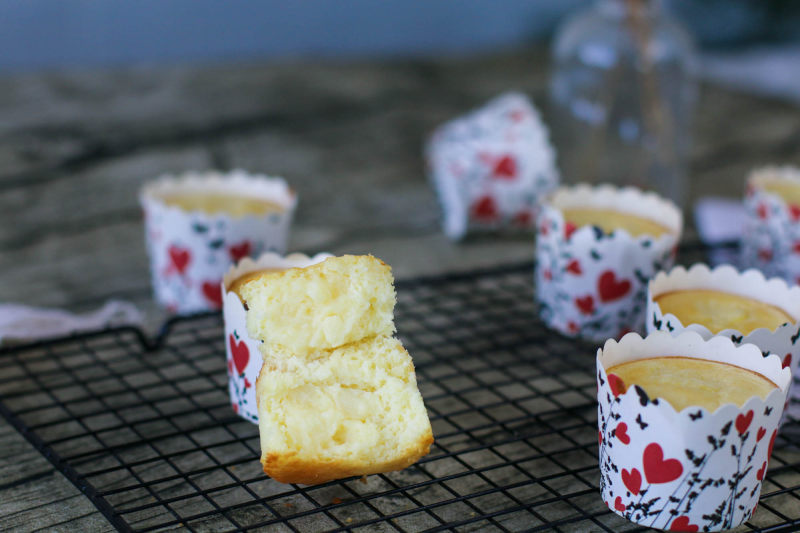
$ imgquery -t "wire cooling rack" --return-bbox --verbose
[0,245,799,532]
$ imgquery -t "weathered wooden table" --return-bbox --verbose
[1,50,799,531]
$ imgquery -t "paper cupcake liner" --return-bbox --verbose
[741,166,800,284]
[535,184,682,342]
[140,170,297,314]
[647,264,800,407]
[426,91,559,240]
[598,331,791,531]
[222,252,332,423]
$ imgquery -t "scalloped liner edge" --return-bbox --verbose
[140,169,298,222]
[649,263,800,337]
[597,331,792,419]
[546,183,683,238]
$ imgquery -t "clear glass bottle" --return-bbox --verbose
[549,0,696,206]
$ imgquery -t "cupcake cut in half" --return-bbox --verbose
[239,255,433,485]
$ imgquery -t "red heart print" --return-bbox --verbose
[564,222,578,240]
[768,430,777,459]
[168,245,191,274]
[228,241,252,263]
[539,221,549,236]
[202,281,223,309]
[598,430,602,445]
[616,422,630,444]
[567,321,579,334]
[669,516,698,532]
[759,249,773,262]
[614,496,626,512]
[643,443,683,484]
[229,334,250,375]
[757,203,768,219]
[783,353,792,369]
[509,108,526,122]
[575,295,595,315]
[597,271,631,302]
[617,327,633,340]
[566,259,582,275]
[492,155,517,179]
[607,373,626,397]
[226,359,233,375]
[757,427,767,442]
[757,461,767,481]
[736,410,753,435]
[244,377,252,389]
[621,468,641,495]
[512,210,532,226]
[471,195,498,222]
[543,269,552,281]
[231,403,239,414]
[794,241,800,255]
[791,205,800,221]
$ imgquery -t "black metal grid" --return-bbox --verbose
[1,246,799,532]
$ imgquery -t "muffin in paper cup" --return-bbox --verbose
[741,166,800,283]
[598,331,790,531]
[535,184,682,342]
[140,170,297,313]
[647,263,800,404]
[222,252,331,423]
[426,91,559,240]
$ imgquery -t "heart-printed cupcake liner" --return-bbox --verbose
[741,166,800,284]
[426,91,559,240]
[222,252,331,423]
[140,170,297,314]
[535,184,682,342]
[598,331,791,531]
[647,263,800,408]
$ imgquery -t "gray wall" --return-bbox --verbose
[0,0,587,71]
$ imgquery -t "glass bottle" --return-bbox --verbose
[549,0,696,206]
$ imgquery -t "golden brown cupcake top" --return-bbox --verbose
[160,191,285,217]
[228,268,284,303]
[561,207,671,238]
[655,289,793,335]
[760,180,800,207]
[607,356,777,412]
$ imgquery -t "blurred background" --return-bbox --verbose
[2,0,800,315]
[3,0,800,98]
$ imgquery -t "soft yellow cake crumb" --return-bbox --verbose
[240,255,396,354]
[243,254,433,484]
[562,207,670,237]
[228,268,283,303]
[256,336,434,485]
[655,289,793,335]
[607,356,777,412]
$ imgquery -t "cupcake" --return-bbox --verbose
[741,165,800,284]
[598,331,790,531]
[140,170,297,313]
[222,252,331,423]
[647,263,800,404]
[536,184,682,341]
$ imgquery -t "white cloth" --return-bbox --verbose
[0,300,143,344]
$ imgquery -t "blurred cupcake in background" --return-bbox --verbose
[536,184,682,342]
[140,169,297,314]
